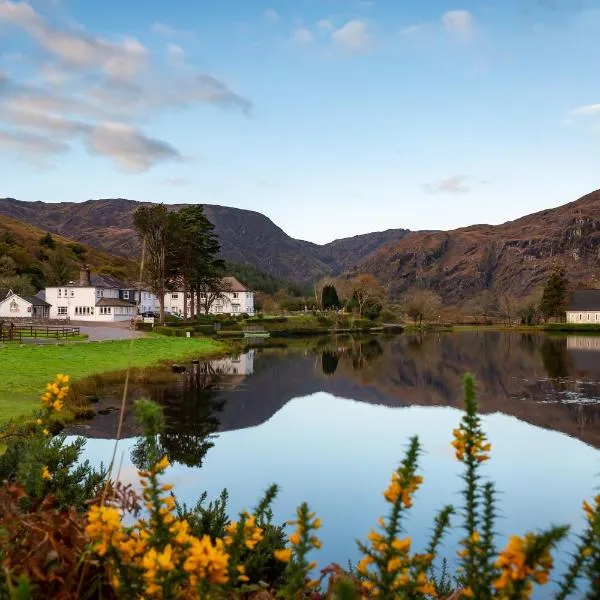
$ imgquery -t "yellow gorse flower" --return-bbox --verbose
[493,533,553,598]
[41,466,51,480]
[452,426,491,463]
[40,374,70,413]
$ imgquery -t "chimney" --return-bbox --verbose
[79,265,91,286]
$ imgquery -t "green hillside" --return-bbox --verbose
[0,215,136,294]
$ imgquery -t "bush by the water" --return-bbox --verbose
[0,374,598,599]
[545,323,600,332]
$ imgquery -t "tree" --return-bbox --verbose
[39,232,56,250]
[0,256,17,278]
[133,204,171,325]
[321,284,340,310]
[44,249,72,285]
[402,288,442,327]
[498,294,516,326]
[539,266,570,322]
[346,274,386,316]
[168,205,224,318]
[198,278,232,315]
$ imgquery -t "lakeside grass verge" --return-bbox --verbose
[0,336,226,423]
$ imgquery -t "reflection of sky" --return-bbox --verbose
[77,393,599,597]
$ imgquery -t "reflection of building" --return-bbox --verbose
[203,351,255,376]
[566,289,600,323]
[566,336,600,350]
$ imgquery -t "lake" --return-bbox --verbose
[68,332,600,596]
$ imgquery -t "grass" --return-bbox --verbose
[0,336,226,422]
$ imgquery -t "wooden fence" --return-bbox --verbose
[0,324,80,342]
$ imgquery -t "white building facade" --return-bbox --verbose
[0,291,50,319]
[45,267,136,322]
[566,289,600,324]
[164,277,254,317]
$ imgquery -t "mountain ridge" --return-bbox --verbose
[0,197,411,284]
[2,190,600,300]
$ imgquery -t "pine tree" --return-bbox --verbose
[539,266,570,321]
[321,284,340,310]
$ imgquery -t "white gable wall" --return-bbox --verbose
[0,294,33,318]
[566,311,600,324]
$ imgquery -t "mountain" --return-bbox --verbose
[358,189,600,302]
[0,214,136,292]
[0,198,410,284]
[3,190,600,300]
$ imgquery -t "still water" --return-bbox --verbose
[69,332,600,595]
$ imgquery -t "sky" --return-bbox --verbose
[0,0,599,244]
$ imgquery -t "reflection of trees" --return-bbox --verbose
[321,351,339,375]
[131,363,224,470]
[540,337,571,380]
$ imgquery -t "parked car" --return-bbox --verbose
[140,311,160,318]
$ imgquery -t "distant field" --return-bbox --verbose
[0,336,225,422]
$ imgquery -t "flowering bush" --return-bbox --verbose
[0,374,598,598]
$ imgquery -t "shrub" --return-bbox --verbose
[193,325,215,335]
[154,327,193,338]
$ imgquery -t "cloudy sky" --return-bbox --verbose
[0,0,599,243]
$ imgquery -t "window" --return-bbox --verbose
[64,289,68,296]
[58,289,62,297]
[70,290,75,297]
[123,290,129,299]
[9,300,19,313]
[58,307,68,315]
[232,304,240,313]
[172,293,179,299]
[233,292,238,299]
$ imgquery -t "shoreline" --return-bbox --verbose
[0,335,230,423]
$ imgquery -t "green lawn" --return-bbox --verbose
[0,336,225,422]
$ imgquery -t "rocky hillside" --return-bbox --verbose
[0,198,410,284]
[358,189,600,302]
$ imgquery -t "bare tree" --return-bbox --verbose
[347,274,386,316]
[498,294,516,326]
[133,204,170,325]
[402,288,442,327]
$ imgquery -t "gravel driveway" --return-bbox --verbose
[73,321,146,341]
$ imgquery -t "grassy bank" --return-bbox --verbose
[0,336,226,422]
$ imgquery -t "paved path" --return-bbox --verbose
[72,321,146,342]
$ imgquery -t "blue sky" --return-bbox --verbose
[0,0,599,243]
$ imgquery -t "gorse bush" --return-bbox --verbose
[0,375,598,598]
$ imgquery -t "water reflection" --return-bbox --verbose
[68,332,600,454]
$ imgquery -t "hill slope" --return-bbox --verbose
[0,198,410,284]
[358,189,600,302]
[0,215,136,292]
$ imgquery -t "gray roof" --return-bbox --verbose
[35,290,46,301]
[96,297,136,307]
[567,289,600,311]
[21,295,51,307]
[90,273,128,289]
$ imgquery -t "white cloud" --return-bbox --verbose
[570,104,600,116]
[291,27,315,44]
[86,122,182,172]
[163,177,189,187]
[0,2,251,171]
[151,22,181,37]
[0,128,69,158]
[167,42,185,60]
[442,10,475,37]
[0,1,150,80]
[331,20,370,52]
[423,175,471,194]
[400,24,422,36]
[317,19,334,31]
[264,8,280,22]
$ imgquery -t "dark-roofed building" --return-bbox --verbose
[45,266,136,322]
[566,289,600,324]
[0,290,51,319]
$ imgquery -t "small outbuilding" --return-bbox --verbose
[0,290,51,319]
[566,289,600,324]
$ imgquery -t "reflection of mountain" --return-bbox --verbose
[68,334,600,449]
